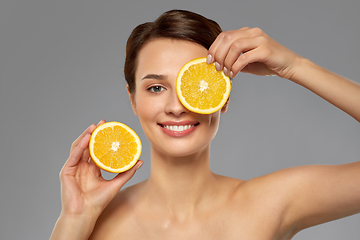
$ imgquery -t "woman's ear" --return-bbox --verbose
[127,84,138,116]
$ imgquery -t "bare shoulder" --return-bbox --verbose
[89,180,147,239]
[237,165,319,194]
[260,163,360,231]
[227,166,319,237]
[239,163,359,206]
[202,170,308,239]
[232,165,317,207]
[230,163,360,235]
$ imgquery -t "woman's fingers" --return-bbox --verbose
[88,156,102,177]
[70,120,105,155]
[97,119,106,127]
[108,160,144,193]
[70,124,96,154]
[224,37,266,77]
[233,44,273,77]
[208,31,234,67]
[81,146,91,162]
[64,133,91,169]
[208,27,251,63]
[208,27,276,78]
[80,119,106,163]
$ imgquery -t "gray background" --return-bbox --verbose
[1,0,359,239]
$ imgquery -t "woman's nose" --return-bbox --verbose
[165,89,188,116]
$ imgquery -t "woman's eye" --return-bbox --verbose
[148,86,165,93]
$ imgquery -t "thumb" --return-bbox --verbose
[108,160,144,192]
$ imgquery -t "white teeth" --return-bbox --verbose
[163,125,194,131]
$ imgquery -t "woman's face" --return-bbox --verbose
[129,38,227,157]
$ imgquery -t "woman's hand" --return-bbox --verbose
[59,120,143,218]
[51,120,143,240]
[207,27,302,79]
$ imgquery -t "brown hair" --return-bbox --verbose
[124,9,222,93]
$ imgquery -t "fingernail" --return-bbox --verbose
[215,62,221,71]
[206,54,213,64]
[223,66,229,76]
[230,71,234,78]
[136,161,143,170]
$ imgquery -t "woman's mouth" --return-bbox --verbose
[158,121,199,137]
[162,124,195,131]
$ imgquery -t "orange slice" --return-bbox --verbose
[89,121,142,173]
[176,57,231,114]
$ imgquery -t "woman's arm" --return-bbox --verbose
[208,28,360,123]
[290,57,360,122]
[50,213,97,240]
[276,58,360,231]
[208,27,360,232]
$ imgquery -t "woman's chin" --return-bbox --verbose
[151,143,210,159]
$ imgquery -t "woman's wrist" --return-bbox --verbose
[286,56,314,84]
[50,213,98,240]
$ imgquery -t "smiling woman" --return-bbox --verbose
[130,38,223,158]
[50,9,360,240]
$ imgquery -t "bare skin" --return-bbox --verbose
[51,28,360,240]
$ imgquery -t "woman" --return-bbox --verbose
[50,10,360,239]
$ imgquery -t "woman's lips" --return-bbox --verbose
[158,121,199,137]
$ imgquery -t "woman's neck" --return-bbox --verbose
[144,144,219,220]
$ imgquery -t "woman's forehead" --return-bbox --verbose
[135,38,208,80]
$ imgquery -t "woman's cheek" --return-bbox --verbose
[136,94,162,119]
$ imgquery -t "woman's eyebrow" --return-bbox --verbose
[141,74,166,81]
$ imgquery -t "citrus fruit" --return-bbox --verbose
[89,121,142,173]
[176,57,231,114]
